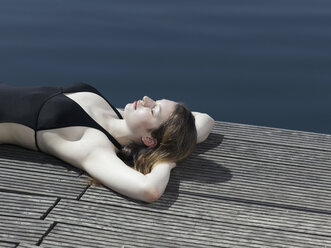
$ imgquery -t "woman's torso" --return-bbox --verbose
[0,83,123,169]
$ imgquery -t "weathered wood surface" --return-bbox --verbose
[1,120,331,247]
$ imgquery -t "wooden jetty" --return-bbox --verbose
[1,120,331,247]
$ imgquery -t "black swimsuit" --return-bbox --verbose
[0,82,123,151]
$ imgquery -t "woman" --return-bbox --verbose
[0,82,214,203]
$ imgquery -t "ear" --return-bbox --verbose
[142,136,158,147]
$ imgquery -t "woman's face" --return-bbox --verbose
[124,96,177,137]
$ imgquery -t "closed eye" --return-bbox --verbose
[151,103,160,116]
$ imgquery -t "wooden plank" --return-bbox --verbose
[0,192,57,219]
[0,241,16,248]
[44,204,331,248]
[178,156,331,211]
[0,216,52,244]
[16,243,43,248]
[47,198,331,239]
[0,149,89,199]
[44,222,205,248]
[0,145,82,176]
[0,171,87,199]
[46,200,222,247]
[214,121,331,151]
[196,137,331,168]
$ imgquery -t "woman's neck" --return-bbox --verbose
[105,118,141,147]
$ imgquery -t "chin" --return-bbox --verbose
[124,103,130,112]
[123,103,133,118]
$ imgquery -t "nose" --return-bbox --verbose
[142,96,155,107]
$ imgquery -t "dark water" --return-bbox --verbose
[1,0,331,134]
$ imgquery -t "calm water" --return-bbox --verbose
[1,0,331,134]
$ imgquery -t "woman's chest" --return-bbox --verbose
[37,91,120,141]
[37,127,117,169]
[63,91,119,128]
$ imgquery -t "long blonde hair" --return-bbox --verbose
[118,103,197,174]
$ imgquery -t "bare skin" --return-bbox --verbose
[0,91,215,203]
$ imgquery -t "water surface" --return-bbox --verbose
[1,0,331,134]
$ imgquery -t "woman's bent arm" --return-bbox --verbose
[82,147,173,203]
[192,112,215,143]
[145,162,176,199]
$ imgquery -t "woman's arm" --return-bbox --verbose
[192,112,215,143]
[82,146,174,203]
